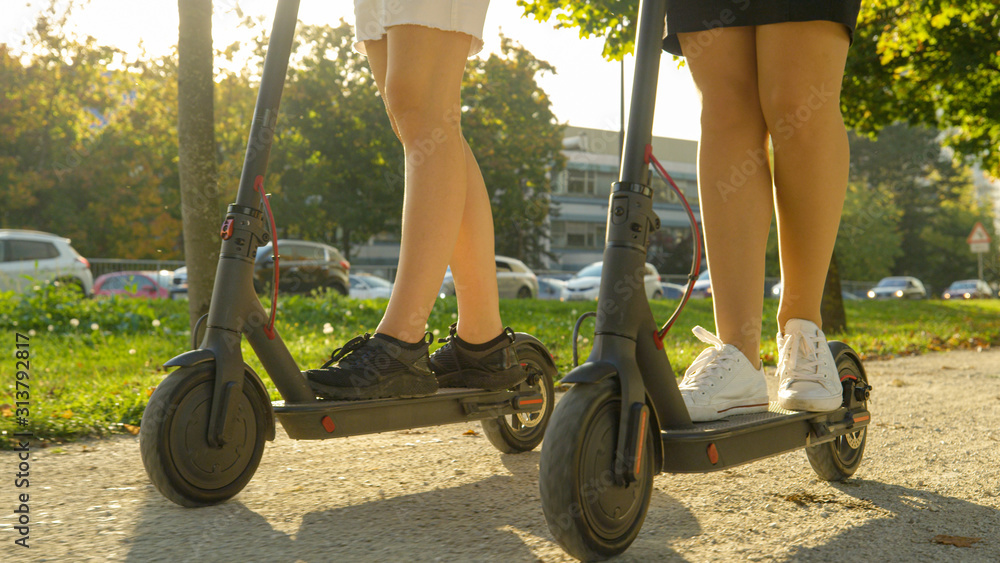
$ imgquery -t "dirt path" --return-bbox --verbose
[4,348,1000,562]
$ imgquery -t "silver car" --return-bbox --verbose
[0,230,93,296]
[439,255,539,299]
[561,261,663,301]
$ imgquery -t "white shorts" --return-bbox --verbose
[354,0,490,58]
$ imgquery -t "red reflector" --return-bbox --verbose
[321,416,336,433]
[707,443,719,465]
[221,218,235,240]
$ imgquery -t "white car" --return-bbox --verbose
[439,255,539,299]
[0,230,93,296]
[350,274,393,299]
[561,261,663,301]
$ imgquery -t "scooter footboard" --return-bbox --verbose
[660,404,871,473]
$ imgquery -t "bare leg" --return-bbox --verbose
[680,27,773,368]
[362,26,501,344]
[755,21,851,331]
[450,139,504,344]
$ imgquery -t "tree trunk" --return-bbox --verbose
[177,0,219,331]
[821,250,847,334]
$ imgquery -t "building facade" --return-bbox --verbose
[547,126,700,276]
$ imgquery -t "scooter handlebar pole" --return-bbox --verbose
[234,0,300,210]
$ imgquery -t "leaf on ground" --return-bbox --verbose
[932,535,982,547]
[122,424,140,435]
[0,404,12,417]
[54,410,73,418]
[889,378,907,387]
[462,429,479,436]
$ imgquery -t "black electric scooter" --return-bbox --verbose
[139,0,556,508]
[537,1,872,560]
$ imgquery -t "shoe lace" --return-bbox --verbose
[679,326,737,390]
[777,329,823,381]
[321,333,376,369]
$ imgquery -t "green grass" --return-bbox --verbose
[2,287,999,448]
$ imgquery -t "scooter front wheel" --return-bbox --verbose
[539,378,654,561]
[481,344,556,453]
[140,363,268,507]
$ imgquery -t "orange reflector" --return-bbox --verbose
[321,415,336,433]
[707,443,719,465]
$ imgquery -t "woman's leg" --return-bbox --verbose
[361,25,477,344]
[364,31,502,345]
[680,27,773,368]
[755,21,851,330]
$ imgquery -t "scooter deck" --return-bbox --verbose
[273,386,544,440]
[659,402,870,473]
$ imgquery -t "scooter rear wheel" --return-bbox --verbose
[539,378,654,561]
[140,363,267,507]
[481,345,555,453]
[806,346,868,481]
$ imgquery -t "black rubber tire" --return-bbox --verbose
[480,345,555,453]
[140,364,267,507]
[517,286,533,299]
[539,378,654,561]
[805,347,868,481]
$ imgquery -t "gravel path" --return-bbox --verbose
[4,348,1000,562]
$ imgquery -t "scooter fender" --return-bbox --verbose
[560,360,618,384]
[513,332,559,376]
[161,349,276,442]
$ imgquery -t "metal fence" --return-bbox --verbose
[88,259,186,279]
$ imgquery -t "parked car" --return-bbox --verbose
[867,276,927,300]
[169,266,188,300]
[537,276,568,300]
[350,273,393,299]
[771,280,861,301]
[942,279,994,300]
[93,270,173,299]
[254,240,350,295]
[439,255,539,299]
[0,229,93,296]
[661,282,687,299]
[690,270,712,298]
[561,261,663,301]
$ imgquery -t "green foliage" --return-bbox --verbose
[464,37,567,267]
[835,183,903,281]
[847,124,996,290]
[843,0,1000,176]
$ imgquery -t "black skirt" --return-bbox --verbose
[663,0,863,56]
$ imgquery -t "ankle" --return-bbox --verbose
[455,321,504,346]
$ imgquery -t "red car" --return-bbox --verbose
[93,270,173,299]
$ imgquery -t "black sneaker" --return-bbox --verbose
[305,332,438,400]
[429,324,527,390]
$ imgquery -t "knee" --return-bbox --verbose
[382,77,461,143]
[698,85,767,138]
[760,81,843,143]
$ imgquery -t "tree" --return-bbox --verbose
[177,0,220,327]
[463,36,566,267]
[842,1,1000,177]
[1,4,182,259]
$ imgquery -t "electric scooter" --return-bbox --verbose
[537,1,872,560]
[139,0,556,508]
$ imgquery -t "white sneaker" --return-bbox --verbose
[679,326,769,422]
[776,319,842,412]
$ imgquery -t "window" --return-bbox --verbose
[565,168,617,197]
[552,221,605,249]
[7,240,59,262]
[496,261,513,272]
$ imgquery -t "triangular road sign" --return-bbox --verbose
[968,222,991,245]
